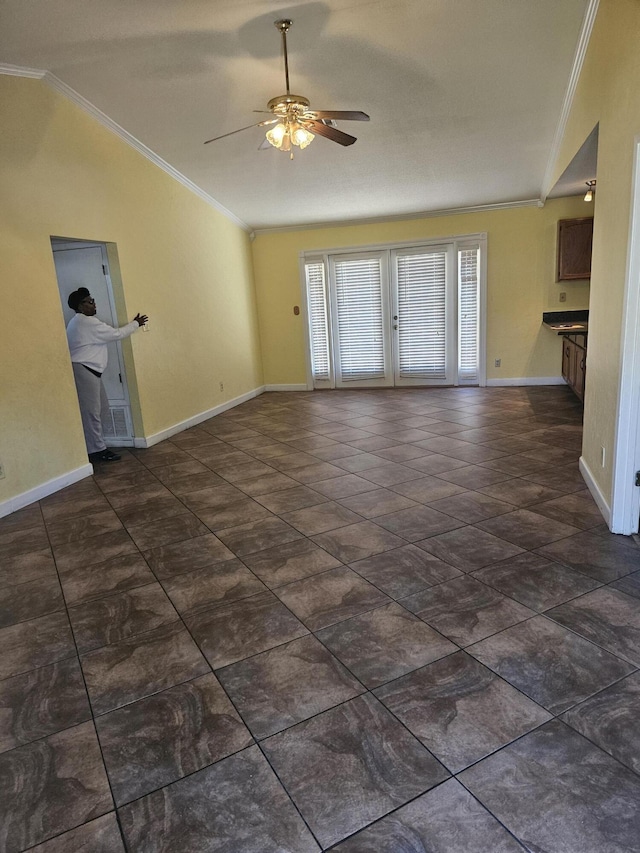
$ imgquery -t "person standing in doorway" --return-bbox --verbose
[66,289,148,463]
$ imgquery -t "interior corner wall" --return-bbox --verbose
[551,0,640,507]
[0,75,263,510]
[251,198,589,387]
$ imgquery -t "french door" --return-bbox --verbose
[304,237,483,389]
[330,252,393,387]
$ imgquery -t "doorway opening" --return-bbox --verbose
[51,238,137,446]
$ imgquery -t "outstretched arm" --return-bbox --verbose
[85,314,148,342]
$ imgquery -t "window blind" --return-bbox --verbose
[396,251,447,378]
[334,257,386,380]
[458,247,479,381]
[305,262,331,381]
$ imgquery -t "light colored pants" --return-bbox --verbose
[72,362,109,454]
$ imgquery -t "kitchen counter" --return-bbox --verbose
[542,311,588,402]
[542,310,589,334]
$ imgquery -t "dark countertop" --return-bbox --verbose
[542,310,589,334]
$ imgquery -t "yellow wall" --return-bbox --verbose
[0,75,263,507]
[550,0,640,505]
[251,198,589,386]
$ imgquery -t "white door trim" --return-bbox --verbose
[52,238,135,445]
[610,136,640,534]
[299,233,487,390]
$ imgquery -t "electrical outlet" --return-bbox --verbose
[0,460,5,479]
[559,292,567,303]
[494,358,501,368]
[219,382,224,392]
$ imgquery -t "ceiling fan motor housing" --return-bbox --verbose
[267,95,310,117]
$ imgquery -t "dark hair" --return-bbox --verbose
[68,289,90,311]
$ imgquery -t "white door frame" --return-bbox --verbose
[299,233,487,391]
[610,137,640,534]
[52,238,135,445]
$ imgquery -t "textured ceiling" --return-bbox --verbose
[0,0,592,230]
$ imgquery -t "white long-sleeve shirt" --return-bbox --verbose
[66,314,139,373]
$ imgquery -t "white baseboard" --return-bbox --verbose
[264,384,309,392]
[1,389,268,515]
[486,376,566,387]
[0,464,93,519]
[579,455,611,527]
[134,386,266,448]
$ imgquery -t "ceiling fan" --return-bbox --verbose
[204,19,369,157]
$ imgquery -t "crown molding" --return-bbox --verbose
[0,64,251,233]
[251,198,542,236]
[540,0,600,201]
[0,62,46,78]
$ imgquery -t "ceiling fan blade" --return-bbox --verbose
[304,110,370,122]
[304,120,357,146]
[204,119,277,145]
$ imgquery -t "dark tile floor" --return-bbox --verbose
[1,386,640,852]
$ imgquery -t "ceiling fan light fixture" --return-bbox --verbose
[204,18,368,151]
[291,123,315,149]
[584,179,596,202]
[266,122,288,148]
[266,120,314,151]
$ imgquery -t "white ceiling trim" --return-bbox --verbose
[252,199,543,236]
[0,62,46,78]
[0,63,251,233]
[1,59,543,237]
[540,0,600,200]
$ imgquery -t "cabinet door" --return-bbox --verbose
[569,341,579,390]
[562,339,572,383]
[574,346,586,401]
[557,218,593,280]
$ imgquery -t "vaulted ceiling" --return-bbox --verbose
[0,0,593,231]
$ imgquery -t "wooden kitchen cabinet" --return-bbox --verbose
[557,217,593,280]
[561,333,587,401]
